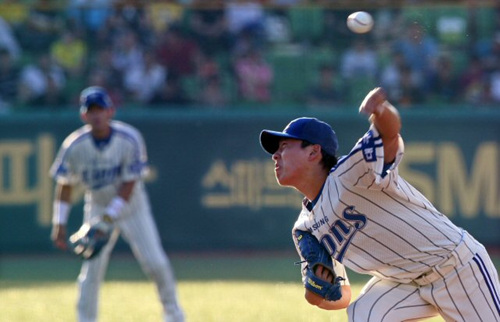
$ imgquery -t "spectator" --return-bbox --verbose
[480,32,500,73]
[93,7,130,49]
[225,0,266,53]
[0,0,29,30]
[459,55,488,104]
[371,8,403,43]
[105,4,155,48]
[129,5,157,49]
[88,46,124,94]
[340,39,378,80]
[380,51,406,98]
[234,49,273,103]
[306,64,343,109]
[146,0,184,35]
[155,24,199,78]
[480,25,500,105]
[124,50,166,104]
[113,2,146,31]
[231,25,266,59]
[0,47,20,109]
[0,16,22,62]
[65,0,113,43]
[189,3,230,55]
[17,0,64,53]
[225,0,265,39]
[50,29,88,78]
[393,21,439,88]
[427,55,460,104]
[149,75,191,107]
[17,52,66,107]
[198,74,229,108]
[262,9,292,45]
[379,50,423,105]
[487,67,500,103]
[111,29,144,76]
[393,65,426,108]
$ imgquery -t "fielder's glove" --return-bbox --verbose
[68,217,113,260]
[294,229,344,301]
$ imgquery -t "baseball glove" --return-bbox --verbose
[294,229,343,301]
[68,219,113,260]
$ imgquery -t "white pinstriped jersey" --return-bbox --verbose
[293,125,464,284]
[49,120,149,208]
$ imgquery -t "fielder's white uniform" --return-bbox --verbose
[293,125,500,321]
[50,120,183,322]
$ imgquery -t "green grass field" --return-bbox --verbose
[2,251,498,322]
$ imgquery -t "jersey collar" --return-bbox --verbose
[92,127,114,150]
[303,180,326,211]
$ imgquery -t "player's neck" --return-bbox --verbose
[298,171,328,202]
[91,126,112,140]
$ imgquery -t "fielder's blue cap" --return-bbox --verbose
[260,117,339,156]
[79,86,113,113]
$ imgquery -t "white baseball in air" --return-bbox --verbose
[347,11,374,34]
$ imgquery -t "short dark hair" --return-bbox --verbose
[301,140,338,170]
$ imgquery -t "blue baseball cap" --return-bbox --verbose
[260,117,339,156]
[79,86,113,113]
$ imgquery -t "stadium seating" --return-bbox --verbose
[287,6,324,44]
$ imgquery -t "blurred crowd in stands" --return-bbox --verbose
[0,0,499,112]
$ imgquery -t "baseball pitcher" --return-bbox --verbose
[260,87,500,321]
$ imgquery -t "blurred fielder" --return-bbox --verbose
[260,87,500,321]
[50,86,184,322]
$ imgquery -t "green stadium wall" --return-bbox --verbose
[0,109,499,254]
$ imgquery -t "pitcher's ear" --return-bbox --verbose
[309,144,321,158]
